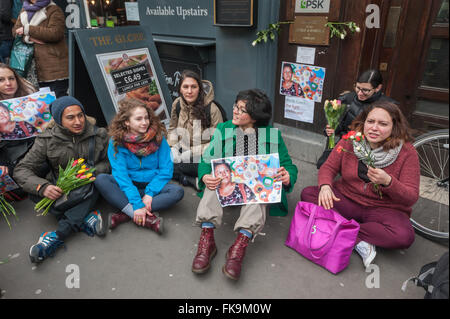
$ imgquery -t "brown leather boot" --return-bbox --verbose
[192,228,217,274]
[143,213,163,235]
[223,233,250,280]
[108,212,131,230]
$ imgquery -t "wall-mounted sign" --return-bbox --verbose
[289,16,330,46]
[295,0,330,13]
[214,0,255,27]
[284,96,315,123]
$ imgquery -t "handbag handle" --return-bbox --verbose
[303,205,343,260]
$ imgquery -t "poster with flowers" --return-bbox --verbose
[0,91,56,141]
[211,154,282,207]
[280,61,326,102]
[96,48,170,126]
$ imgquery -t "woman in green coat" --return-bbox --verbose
[192,89,298,281]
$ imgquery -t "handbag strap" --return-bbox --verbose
[303,205,344,260]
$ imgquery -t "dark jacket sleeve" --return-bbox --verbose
[0,0,12,23]
[13,136,52,196]
[93,127,111,175]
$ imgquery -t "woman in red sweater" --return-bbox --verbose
[301,101,420,269]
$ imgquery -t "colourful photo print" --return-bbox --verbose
[280,61,326,102]
[96,48,170,126]
[211,154,282,207]
[0,174,19,194]
[0,91,55,141]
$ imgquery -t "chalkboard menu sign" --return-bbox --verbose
[214,0,255,27]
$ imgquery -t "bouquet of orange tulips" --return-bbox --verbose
[35,158,96,216]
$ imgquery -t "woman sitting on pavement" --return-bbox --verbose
[318,69,397,168]
[301,101,419,269]
[191,89,298,281]
[167,70,224,190]
[1,63,37,199]
[94,98,184,234]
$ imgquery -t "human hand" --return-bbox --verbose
[29,36,44,44]
[0,166,8,178]
[15,27,24,36]
[142,195,153,214]
[43,185,63,200]
[367,166,392,186]
[274,167,290,186]
[202,174,222,190]
[325,125,335,137]
[318,185,340,210]
[133,207,149,226]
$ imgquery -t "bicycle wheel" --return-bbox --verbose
[411,129,449,243]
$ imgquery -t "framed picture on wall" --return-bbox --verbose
[214,0,256,27]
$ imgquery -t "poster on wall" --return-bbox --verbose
[0,91,56,141]
[284,96,315,123]
[280,61,326,103]
[211,154,282,207]
[96,48,170,124]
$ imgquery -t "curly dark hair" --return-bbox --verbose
[235,89,272,127]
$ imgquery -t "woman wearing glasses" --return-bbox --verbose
[317,69,397,168]
[191,89,298,281]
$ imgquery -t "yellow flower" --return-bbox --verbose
[77,169,87,174]
[77,158,85,164]
[82,165,87,169]
[85,173,93,179]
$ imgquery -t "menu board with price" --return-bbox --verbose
[111,62,152,95]
[214,0,255,27]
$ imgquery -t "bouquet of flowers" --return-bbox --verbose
[324,99,347,149]
[35,158,96,216]
[337,131,383,198]
[1,194,17,229]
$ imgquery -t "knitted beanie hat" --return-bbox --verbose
[50,96,85,125]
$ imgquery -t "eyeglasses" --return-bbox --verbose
[233,104,248,115]
[354,84,375,96]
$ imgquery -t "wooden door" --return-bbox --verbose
[361,0,449,134]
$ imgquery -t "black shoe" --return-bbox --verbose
[181,175,199,191]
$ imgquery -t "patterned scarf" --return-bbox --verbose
[123,126,161,157]
[23,0,51,22]
[353,140,403,168]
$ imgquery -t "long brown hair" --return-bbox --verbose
[178,70,210,129]
[109,98,167,153]
[0,63,37,100]
[350,101,414,151]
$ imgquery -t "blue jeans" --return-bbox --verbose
[0,40,13,64]
[94,174,184,216]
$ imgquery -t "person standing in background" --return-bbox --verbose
[0,0,14,64]
[13,0,69,97]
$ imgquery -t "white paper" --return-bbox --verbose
[296,46,316,65]
[284,96,315,123]
[125,2,140,21]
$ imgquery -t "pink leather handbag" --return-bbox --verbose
[285,201,360,274]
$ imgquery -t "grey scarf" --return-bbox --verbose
[353,140,403,168]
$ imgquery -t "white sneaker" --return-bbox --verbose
[355,241,377,268]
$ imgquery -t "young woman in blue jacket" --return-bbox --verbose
[95,98,184,234]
